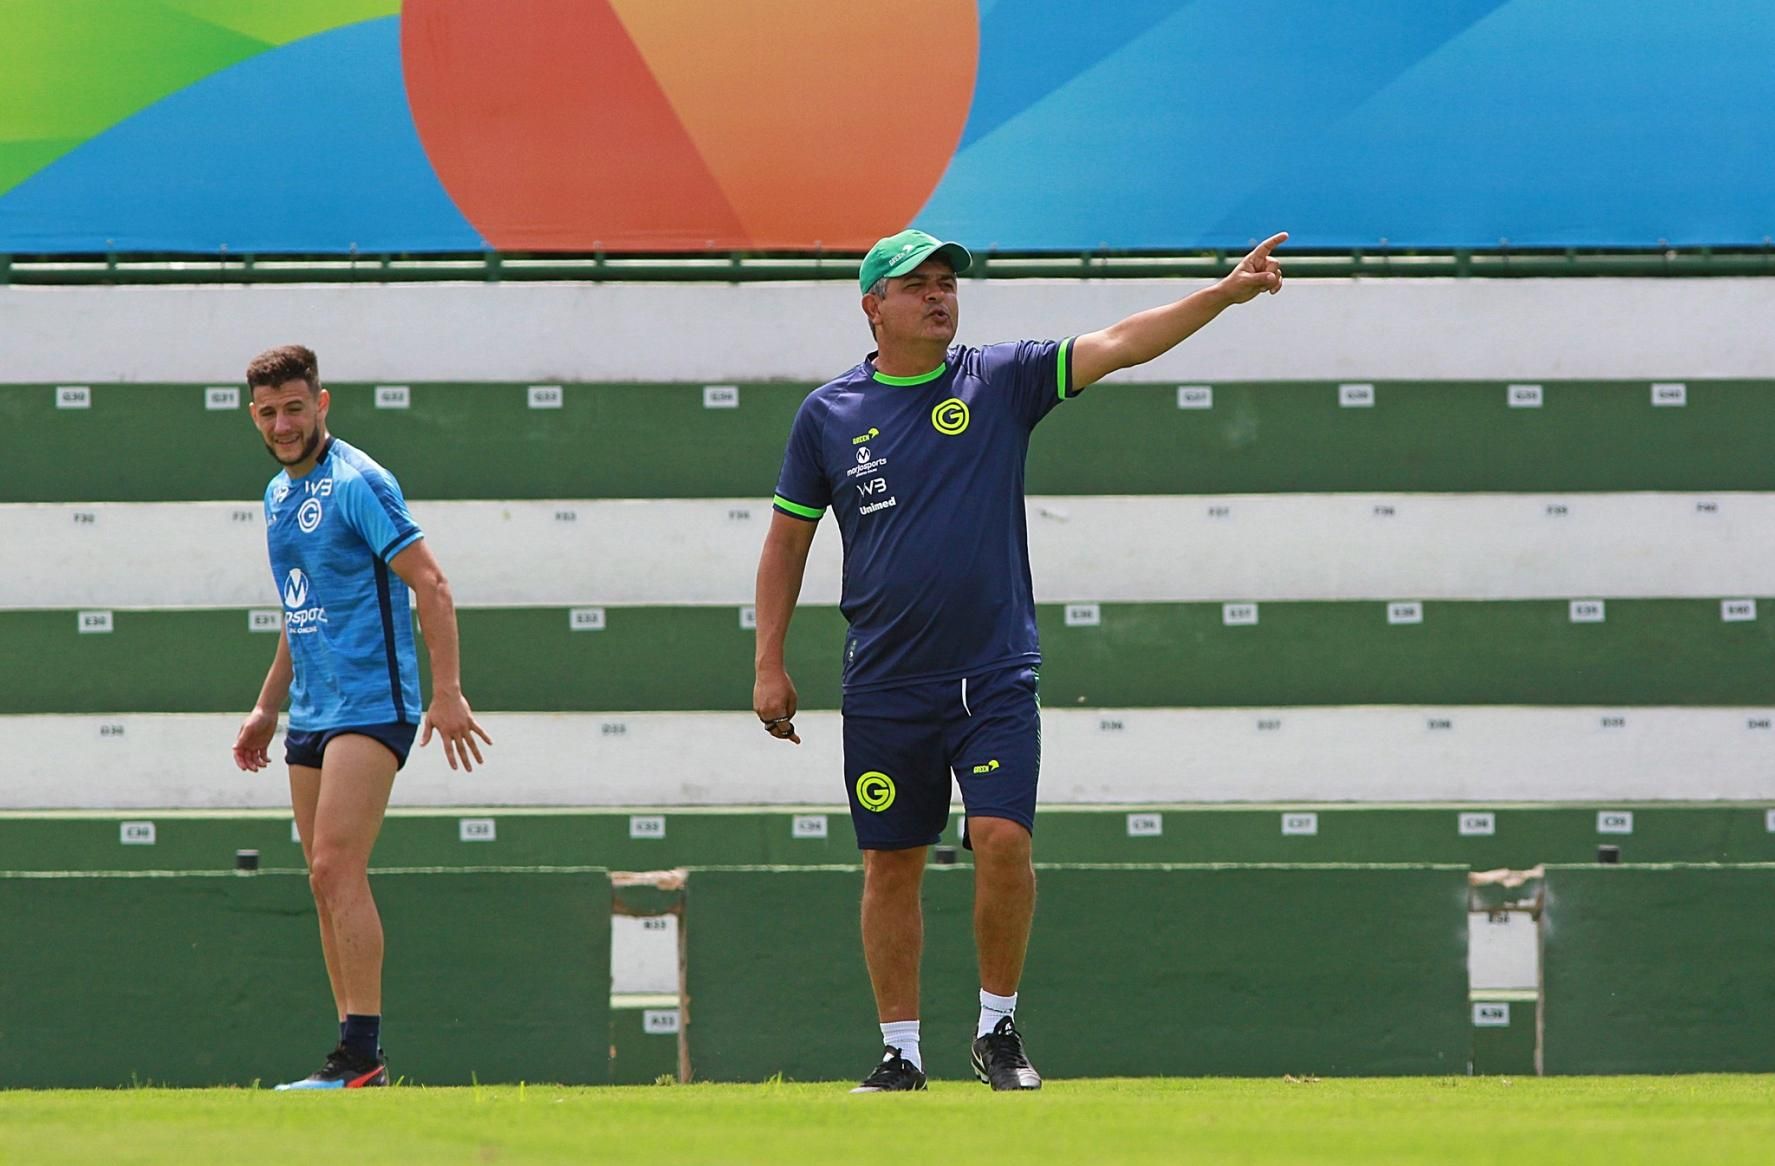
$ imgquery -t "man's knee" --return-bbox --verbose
[862,847,927,896]
[307,847,366,905]
[968,817,1031,863]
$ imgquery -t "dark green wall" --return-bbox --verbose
[4,380,1770,502]
[684,864,1471,1081]
[0,869,611,1087]
[6,598,1770,714]
[1539,863,1775,1074]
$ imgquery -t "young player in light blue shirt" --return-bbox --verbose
[232,344,492,1090]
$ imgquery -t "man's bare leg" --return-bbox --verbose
[307,735,397,1017]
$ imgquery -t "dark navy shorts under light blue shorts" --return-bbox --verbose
[841,664,1041,851]
[285,722,418,771]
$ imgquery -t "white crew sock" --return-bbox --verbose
[880,1020,922,1070]
[978,989,1018,1038]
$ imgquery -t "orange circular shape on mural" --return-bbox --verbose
[401,0,978,251]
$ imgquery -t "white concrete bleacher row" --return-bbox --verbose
[6,707,1772,811]
[3,492,1768,609]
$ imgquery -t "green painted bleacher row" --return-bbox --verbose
[4,380,1772,502]
[5,804,1771,873]
[4,599,1770,714]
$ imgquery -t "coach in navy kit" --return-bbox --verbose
[232,345,492,1091]
[753,228,1287,1092]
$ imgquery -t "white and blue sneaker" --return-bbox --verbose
[274,1043,388,1091]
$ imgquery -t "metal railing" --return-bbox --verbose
[3,246,1773,285]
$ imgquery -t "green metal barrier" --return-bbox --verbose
[1538,862,1775,1074]
[0,867,611,1088]
[683,863,1470,1081]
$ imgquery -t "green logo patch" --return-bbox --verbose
[855,771,896,812]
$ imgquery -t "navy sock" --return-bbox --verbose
[342,1014,381,1062]
[338,1020,346,1044]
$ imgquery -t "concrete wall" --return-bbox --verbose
[5,278,1775,384]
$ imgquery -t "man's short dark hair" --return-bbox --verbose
[246,345,320,394]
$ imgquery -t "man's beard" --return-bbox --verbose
[264,428,322,466]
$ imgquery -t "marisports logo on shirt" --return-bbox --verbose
[282,568,328,632]
[931,397,969,436]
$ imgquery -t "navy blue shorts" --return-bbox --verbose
[285,722,418,771]
[842,664,1041,851]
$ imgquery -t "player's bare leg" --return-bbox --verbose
[968,815,1042,1089]
[289,764,347,1025]
[308,735,397,1016]
[276,736,396,1090]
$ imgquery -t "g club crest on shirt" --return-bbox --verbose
[296,477,333,534]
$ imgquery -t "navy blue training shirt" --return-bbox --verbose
[772,339,1081,692]
[264,437,425,730]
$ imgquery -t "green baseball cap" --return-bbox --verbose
[859,229,972,293]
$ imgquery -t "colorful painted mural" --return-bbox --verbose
[1,1,1770,252]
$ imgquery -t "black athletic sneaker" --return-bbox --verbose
[971,1016,1042,1090]
[850,1046,927,1093]
[273,1043,389,1091]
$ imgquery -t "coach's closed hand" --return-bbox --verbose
[754,667,801,744]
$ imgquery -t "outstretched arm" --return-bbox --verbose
[1071,232,1286,390]
[753,510,820,744]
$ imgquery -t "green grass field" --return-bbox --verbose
[3,1077,1772,1166]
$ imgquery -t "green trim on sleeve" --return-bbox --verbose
[1057,336,1074,399]
[871,361,948,386]
[773,494,824,520]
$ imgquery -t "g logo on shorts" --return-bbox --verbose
[855,771,897,812]
[930,397,969,436]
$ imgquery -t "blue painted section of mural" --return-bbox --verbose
[922,0,1775,249]
[1,1,1769,252]
[0,19,483,253]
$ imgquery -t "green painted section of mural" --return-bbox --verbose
[0,2,398,195]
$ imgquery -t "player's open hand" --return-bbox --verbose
[232,706,279,772]
[1220,231,1287,304]
[421,691,493,772]
[754,667,801,744]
